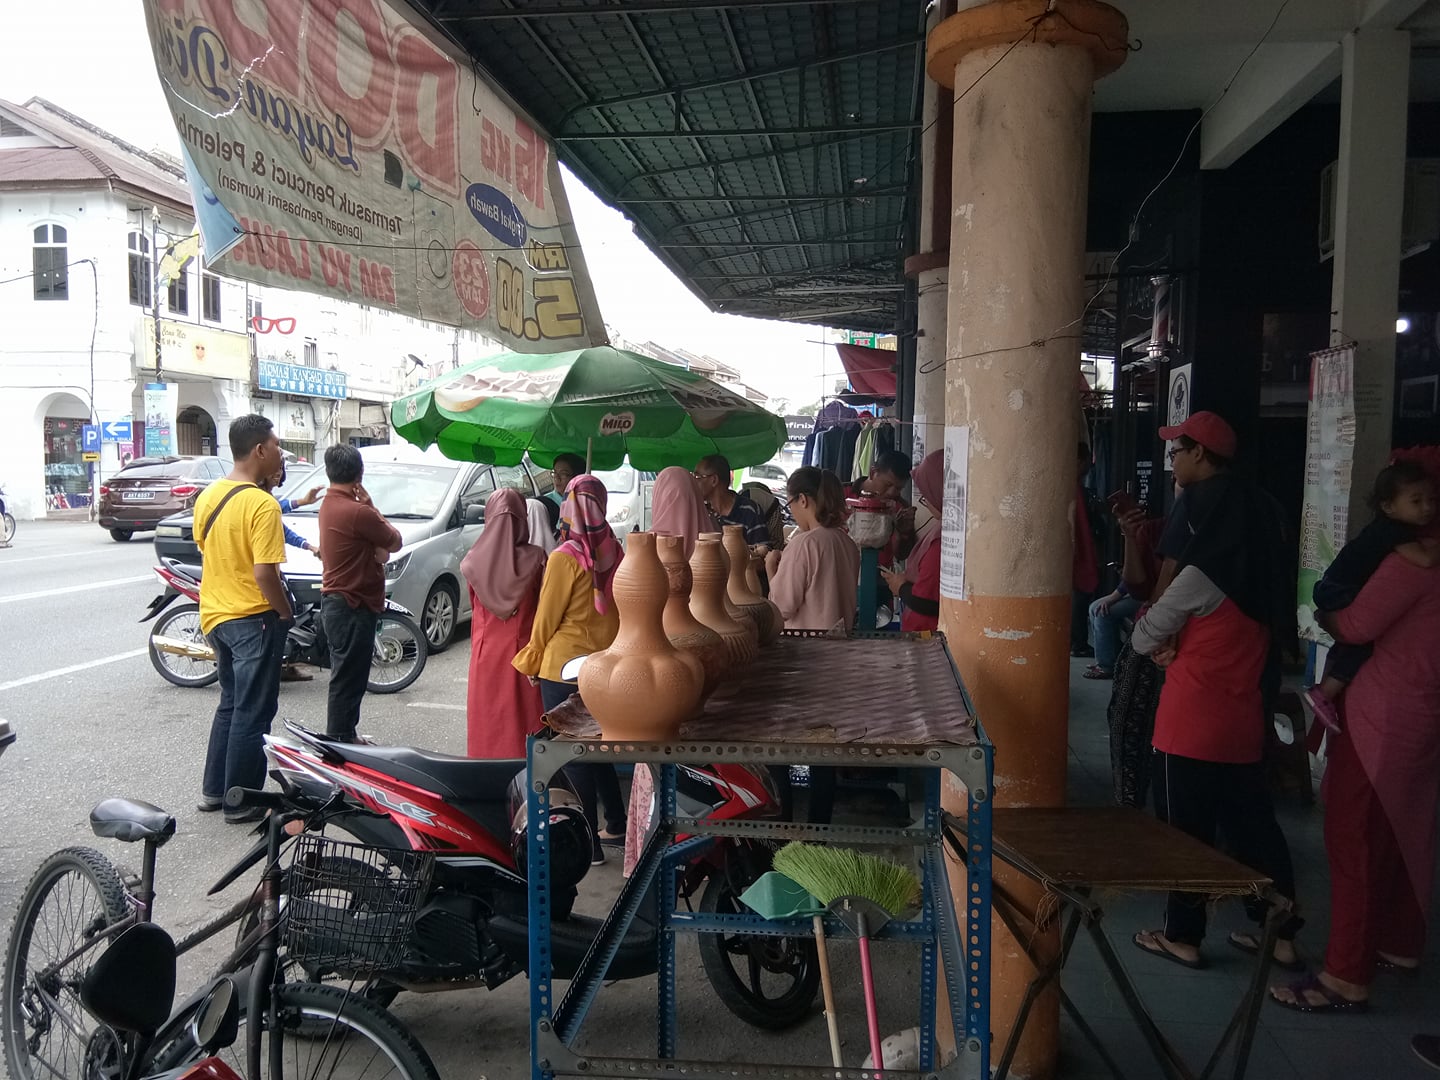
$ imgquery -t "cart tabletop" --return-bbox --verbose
[543,632,979,750]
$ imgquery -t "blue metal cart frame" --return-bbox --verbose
[526,635,994,1080]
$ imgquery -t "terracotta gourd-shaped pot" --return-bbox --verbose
[722,525,782,646]
[657,534,728,699]
[578,532,704,740]
[689,533,756,667]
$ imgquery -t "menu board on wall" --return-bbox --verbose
[1297,345,1357,643]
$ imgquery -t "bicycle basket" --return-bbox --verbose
[285,835,434,973]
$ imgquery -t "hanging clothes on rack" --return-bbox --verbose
[853,418,876,481]
[804,400,860,469]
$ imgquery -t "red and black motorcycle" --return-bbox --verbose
[256,721,819,1030]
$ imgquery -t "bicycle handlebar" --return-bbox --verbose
[223,787,289,812]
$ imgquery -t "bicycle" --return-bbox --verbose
[2,786,441,1080]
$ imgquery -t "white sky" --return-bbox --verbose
[0,0,843,408]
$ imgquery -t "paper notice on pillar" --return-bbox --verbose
[1163,363,1192,472]
[911,413,926,463]
[140,0,606,348]
[1297,345,1357,644]
[939,425,969,601]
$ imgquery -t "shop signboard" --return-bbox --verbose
[143,320,251,381]
[144,382,178,457]
[1297,345,1357,643]
[258,362,348,400]
[844,331,898,351]
[140,0,605,349]
[251,398,316,443]
[783,415,812,442]
[1163,362,1192,472]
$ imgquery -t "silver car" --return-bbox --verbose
[277,444,551,651]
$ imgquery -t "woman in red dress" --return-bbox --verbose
[459,487,547,759]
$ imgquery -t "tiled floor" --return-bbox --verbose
[1052,662,1440,1079]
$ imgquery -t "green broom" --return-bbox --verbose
[772,842,920,1071]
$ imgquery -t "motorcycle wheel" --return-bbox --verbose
[367,613,427,694]
[697,861,820,1031]
[149,603,219,688]
[2,847,130,1080]
[1,513,15,545]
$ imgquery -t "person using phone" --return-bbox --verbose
[1083,491,1145,680]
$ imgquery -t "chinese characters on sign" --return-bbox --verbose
[939,425,969,601]
[140,0,605,348]
[1297,345,1356,643]
[258,362,348,400]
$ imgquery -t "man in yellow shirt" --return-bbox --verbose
[195,415,293,823]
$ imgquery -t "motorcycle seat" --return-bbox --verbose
[90,798,177,846]
[331,743,524,802]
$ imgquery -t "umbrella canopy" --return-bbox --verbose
[390,346,786,471]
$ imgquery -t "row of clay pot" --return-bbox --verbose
[577,525,783,741]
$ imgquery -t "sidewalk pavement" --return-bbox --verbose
[1056,660,1440,1080]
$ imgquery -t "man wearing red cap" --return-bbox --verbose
[1128,410,1304,970]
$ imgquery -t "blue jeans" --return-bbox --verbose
[202,611,285,802]
[1088,594,1141,672]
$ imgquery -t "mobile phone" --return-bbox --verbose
[1107,490,1138,516]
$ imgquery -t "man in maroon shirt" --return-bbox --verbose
[318,445,403,742]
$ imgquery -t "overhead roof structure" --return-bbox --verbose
[409,0,928,334]
[408,0,1440,338]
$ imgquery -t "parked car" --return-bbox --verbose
[155,444,551,652]
[593,461,656,544]
[740,460,791,499]
[99,456,229,542]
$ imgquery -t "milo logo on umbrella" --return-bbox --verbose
[599,412,635,436]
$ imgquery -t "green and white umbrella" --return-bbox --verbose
[390,346,786,471]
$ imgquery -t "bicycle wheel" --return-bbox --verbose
[2,847,130,1080]
[206,982,438,1080]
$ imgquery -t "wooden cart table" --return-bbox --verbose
[944,806,1290,1080]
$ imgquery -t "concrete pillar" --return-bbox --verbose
[1329,30,1409,537]
[905,2,954,464]
[928,3,1127,1076]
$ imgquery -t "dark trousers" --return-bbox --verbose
[539,679,626,842]
[203,612,284,802]
[323,595,377,740]
[1152,750,1302,945]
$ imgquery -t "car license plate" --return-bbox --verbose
[123,491,155,501]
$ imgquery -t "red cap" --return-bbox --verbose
[1159,410,1237,460]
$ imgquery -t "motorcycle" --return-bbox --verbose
[255,720,821,1030]
[0,485,14,545]
[140,558,427,694]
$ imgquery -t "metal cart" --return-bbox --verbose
[526,632,995,1080]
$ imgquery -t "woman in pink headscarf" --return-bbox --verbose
[514,474,626,863]
[882,449,943,632]
[460,488,547,759]
[650,466,713,558]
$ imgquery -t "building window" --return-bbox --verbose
[33,224,69,301]
[167,268,189,315]
[202,271,221,321]
[128,231,151,307]
[304,338,318,367]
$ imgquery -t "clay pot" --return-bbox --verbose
[689,532,757,667]
[722,525,782,646]
[578,532,704,740]
[656,534,728,698]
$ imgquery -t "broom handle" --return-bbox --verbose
[812,914,843,1068]
[856,914,885,1072]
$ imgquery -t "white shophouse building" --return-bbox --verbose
[0,98,498,521]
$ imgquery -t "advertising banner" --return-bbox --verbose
[1297,345,1357,643]
[143,320,251,381]
[144,382,179,457]
[1163,362,1192,472]
[140,0,606,348]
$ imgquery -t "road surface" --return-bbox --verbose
[0,522,920,1080]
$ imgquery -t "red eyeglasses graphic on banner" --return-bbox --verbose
[251,316,297,334]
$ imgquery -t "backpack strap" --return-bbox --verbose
[199,483,259,543]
